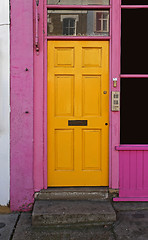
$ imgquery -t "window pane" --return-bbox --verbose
[70,27,75,35]
[70,19,75,27]
[103,20,107,31]
[121,9,148,74]
[47,0,110,5]
[103,12,108,18]
[47,10,109,36]
[96,20,101,31]
[122,0,148,5]
[120,78,148,144]
[96,12,102,20]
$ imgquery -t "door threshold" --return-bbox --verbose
[35,187,109,201]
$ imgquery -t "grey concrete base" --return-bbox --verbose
[114,210,148,240]
[34,187,109,201]
[0,213,19,240]
[113,201,148,212]
[8,202,148,239]
[32,200,116,226]
[13,213,115,240]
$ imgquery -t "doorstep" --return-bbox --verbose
[32,200,116,226]
[34,187,109,201]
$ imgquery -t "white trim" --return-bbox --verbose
[60,14,79,22]
[0,0,10,206]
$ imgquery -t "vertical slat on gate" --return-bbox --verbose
[122,151,130,190]
[129,151,137,190]
[143,151,148,190]
[120,150,130,197]
[137,151,143,190]
[119,151,124,193]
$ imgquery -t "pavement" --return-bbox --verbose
[1,201,148,240]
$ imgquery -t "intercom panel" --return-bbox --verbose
[112,91,120,111]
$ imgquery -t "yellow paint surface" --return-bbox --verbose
[47,41,109,186]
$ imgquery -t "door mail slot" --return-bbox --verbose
[68,120,87,126]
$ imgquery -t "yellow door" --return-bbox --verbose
[47,41,109,186]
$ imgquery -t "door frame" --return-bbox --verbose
[10,0,121,211]
[33,0,121,191]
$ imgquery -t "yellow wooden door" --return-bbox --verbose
[47,41,109,186]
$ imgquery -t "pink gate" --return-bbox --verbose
[114,146,148,201]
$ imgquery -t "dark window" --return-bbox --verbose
[122,0,148,4]
[121,9,148,74]
[63,18,75,35]
[120,78,148,144]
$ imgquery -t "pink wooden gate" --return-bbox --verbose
[114,146,148,201]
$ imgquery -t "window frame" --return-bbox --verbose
[62,16,78,36]
[120,3,148,145]
[120,4,148,79]
[94,10,109,34]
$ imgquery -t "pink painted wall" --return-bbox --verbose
[10,0,34,211]
[110,0,120,189]
[33,0,46,191]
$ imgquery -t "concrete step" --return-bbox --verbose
[32,200,116,226]
[34,187,109,201]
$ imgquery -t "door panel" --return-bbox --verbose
[55,130,74,170]
[82,130,101,170]
[55,75,74,116]
[82,47,102,67]
[82,75,101,116]
[47,41,109,186]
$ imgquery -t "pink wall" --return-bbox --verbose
[10,0,34,211]
[33,0,46,191]
[110,0,120,189]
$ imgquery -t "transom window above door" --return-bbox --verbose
[47,9,109,36]
[47,0,110,5]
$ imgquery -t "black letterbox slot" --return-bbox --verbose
[68,120,87,126]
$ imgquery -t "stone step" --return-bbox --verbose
[34,187,109,201]
[32,200,116,226]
